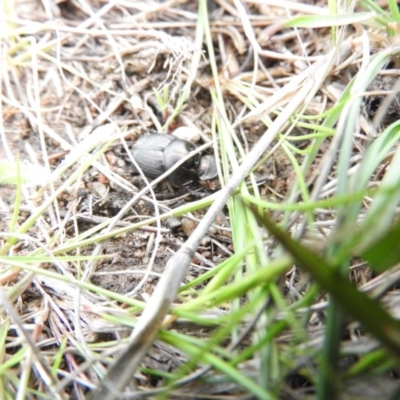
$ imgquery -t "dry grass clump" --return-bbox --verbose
[1,0,400,399]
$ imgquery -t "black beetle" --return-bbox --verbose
[131,134,217,185]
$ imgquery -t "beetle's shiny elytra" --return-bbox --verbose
[132,134,203,185]
[131,134,172,180]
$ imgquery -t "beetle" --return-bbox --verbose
[131,134,217,185]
